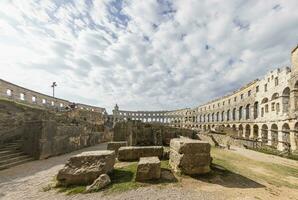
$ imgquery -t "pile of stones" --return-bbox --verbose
[55,137,212,192]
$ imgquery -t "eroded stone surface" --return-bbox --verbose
[169,138,211,175]
[136,157,161,181]
[86,174,111,192]
[118,146,163,161]
[57,150,115,186]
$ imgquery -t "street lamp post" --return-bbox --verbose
[51,82,57,98]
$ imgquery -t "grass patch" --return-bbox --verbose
[106,162,141,194]
[211,147,298,189]
[247,146,298,161]
[57,186,86,195]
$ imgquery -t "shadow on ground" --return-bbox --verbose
[189,164,265,189]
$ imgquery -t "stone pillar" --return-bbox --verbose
[249,124,254,138]
[290,131,297,151]
[277,124,284,151]
[267,129,272,146]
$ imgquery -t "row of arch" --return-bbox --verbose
[193,87,290,123]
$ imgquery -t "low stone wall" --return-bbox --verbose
[113,120,197,146]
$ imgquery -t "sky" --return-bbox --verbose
[0,0,298,113]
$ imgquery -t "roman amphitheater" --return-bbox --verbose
[0,46,298,200]
[113,45,298,152]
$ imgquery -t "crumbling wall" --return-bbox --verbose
[0,99,111,159]
[113,120,197,146]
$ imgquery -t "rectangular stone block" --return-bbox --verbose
[170,138,210,154]
[57,150,115,186]
[169,138,211,175]
[136,157,161,181]
[118,146,163,161]
[107,141,127,155]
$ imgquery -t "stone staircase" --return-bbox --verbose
[0,140,34,170]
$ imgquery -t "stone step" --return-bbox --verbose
[0,155,31,165]
[0,157,34,171]
[0,151,26,160]
[0,145,22,151]
[0,150,18,156]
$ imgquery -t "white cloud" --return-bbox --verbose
[0,0,298,112]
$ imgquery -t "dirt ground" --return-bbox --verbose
[0,143,297,200]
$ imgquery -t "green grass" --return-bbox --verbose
[211,147,298,189]
[247,146,298,161]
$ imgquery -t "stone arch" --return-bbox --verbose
[271,93,279,100]
[207,124,211,130]
[216,112,219,122]
[221,111,225,121]
[245,104,250,119]
[212,113,215,122]
[253,102,259,119]
[271,124,278,148]
[238,124,243,137]
[261,124,268,143]
[207,114,210,122]
[232,108,236,121]
[232,124,236,131]
[253,124,259,139]
[282,87,290,113]
[282,123,290,149]
[239,106,243,120]
[227,124,231,128]
[245,124,251,138]
[227,109,230,121]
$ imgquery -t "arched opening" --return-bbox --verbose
[207,124,211,130]
[238,124,243,137]
[216,112,219,122]
[239,106,243,120]
[253,124,259,139]
[294,122,298,149]
[232,124,236,131]
[282,123,290,149]
[203,114,206,122]
[245,124,251,138]
[271,124,278,148]
[207,114,210,122]
[293,81,298,111]
[221,111,225,122]
[212,113,215,122]
[261,98,268,117]
[203,125,206,131]
[227,109,230,121]
[232,108,236,121]
[253,102,259,119]
[245,104,250,119]
[227,124,231,128]
[271,93,279,101]
[282,87,290,113]
[261,124,268,143]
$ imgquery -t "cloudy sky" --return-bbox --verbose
[0,0,298,113]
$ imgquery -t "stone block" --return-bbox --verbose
[136,157,161,181]
[118,146,163,161]
[170,138,210,154]
[57,150,115,186]
[169,138,211,175]
[107,141,127,155]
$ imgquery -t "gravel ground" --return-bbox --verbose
[0,143,297,200]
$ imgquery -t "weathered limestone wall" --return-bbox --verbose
[113,120,197,146]
[0,99,111,159]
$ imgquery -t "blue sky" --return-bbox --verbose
[0,0,298,113]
